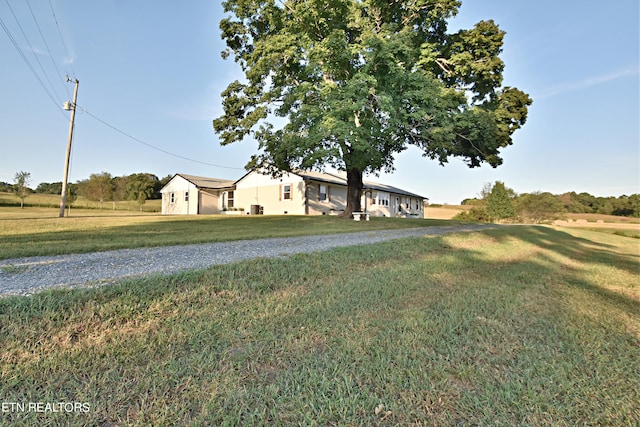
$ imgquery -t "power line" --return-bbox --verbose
[25,0,70,99]
[81,108,245,171]
[0,12,63,114]
[3,0,63,102]
[48,0,75,78]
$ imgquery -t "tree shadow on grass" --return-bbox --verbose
[1,225,638,425]
[245,227,640,424]
[477,226,639,316]
[490,225,639,275]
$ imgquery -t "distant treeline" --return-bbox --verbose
[1,172,173,210]
[460,183,640,221]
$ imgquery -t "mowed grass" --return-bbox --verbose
[0,207,454,260]
[0,192,162,212]
[1,226,638,425]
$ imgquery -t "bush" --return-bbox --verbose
[515,192,563,223]
[486,181,516,221]
[454,207,490,222]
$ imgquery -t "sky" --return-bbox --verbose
[0,0,638,204]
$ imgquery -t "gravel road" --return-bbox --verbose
[0,224,495,297]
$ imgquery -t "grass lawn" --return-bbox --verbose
[1,226,638,425]
[0,207,455,260]
[0,192,162,212]
[586,228,640,239]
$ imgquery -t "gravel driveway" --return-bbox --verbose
[0,224,495,297]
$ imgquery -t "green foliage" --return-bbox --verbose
[13,171,31,209]
[73,172,161,210]
[516,192,563,223]
[127,173,160,210]
[463,182,640,222]
[214,0,532,215]
[486,181,515,221]
[35,181,63,194]
[113,175,129,202]
[65,183,79,208]
[460,198,482,206]
[560,192,640,217]
[454,206,490,221]
[78,172,114,209]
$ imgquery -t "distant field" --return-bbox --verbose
[0,192,161,212]
[554,214,640,239]
[565,212,640,224]
[425,205,640,226]
[424,205,470,219]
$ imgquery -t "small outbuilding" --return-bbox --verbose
[160,174,235,215]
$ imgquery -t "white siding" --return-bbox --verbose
[160,170,426,217]
[161,175,199,215]
[234,171,306,215]
[307,181,347,215]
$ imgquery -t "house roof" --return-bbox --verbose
[167,170,427,200]
[295,170,428,200]
[176,173,235,190]
[294,170,348,187]
[364,180,427,200]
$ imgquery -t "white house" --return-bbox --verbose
[160,174,235,215]
[161,170,427,218]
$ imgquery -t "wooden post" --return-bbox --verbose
[59,78,79,218]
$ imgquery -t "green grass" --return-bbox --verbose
[0,192,162,212]
[1,226,638,425]
[585,228,640,239]
[0,207,457,259]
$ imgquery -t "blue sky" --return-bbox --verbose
[1,0,638,204]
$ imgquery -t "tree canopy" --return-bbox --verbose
[126,173,160,210]
[217,0,531,215]
[80,172,114,209]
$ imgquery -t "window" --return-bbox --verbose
[185,191,189,202]
[373,192,389,206]
[227,191,234,208]
[170,192,175,203]
[283,184,291,200]
[319,184,327,201]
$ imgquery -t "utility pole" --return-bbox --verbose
[59,76,79,218]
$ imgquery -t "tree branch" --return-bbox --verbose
[435,58,453,74]
[455,132,488,158]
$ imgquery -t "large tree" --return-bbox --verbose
[214,0,532,216]
[79,172,114,209]
[126,173,159,211]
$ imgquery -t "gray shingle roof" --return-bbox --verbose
[176,174,235,190]
[295,170,427,199]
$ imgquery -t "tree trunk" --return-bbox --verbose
[340,167,363,218]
